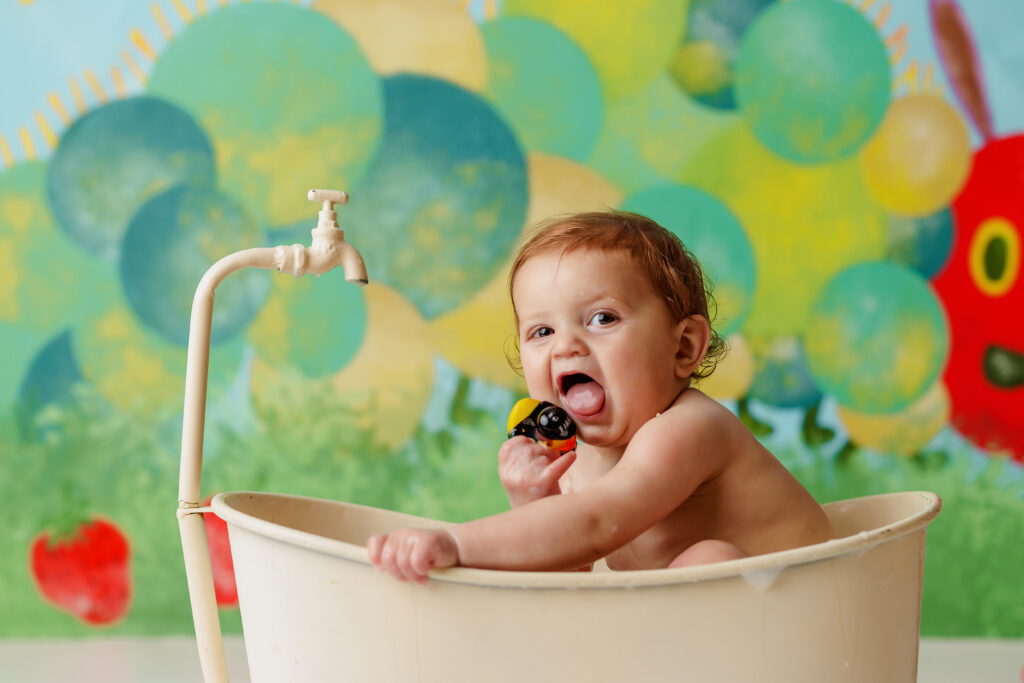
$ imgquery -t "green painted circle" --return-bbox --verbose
[482,17,603,160]
[623,184,755,336]
[147,3,383,227]
[589,75,731,196]
[0,162,120,338]
[804,262,948,413]
[734,0,890,163]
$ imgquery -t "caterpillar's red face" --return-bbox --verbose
[933,134,1024,460]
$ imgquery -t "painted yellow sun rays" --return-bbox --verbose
[849,0,943,96]
[2,0,309,167]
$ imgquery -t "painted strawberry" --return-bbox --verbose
[203,496,238,608]
[30,518,132,626]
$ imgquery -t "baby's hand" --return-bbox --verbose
[498,436,576,508]
[366,528,459,584]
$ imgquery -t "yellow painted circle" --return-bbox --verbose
[313,0,487,91]
[837,380,950,456]
[695,333,754,401]
[73,307,244,416]
[503,0,687,99]
[969,217,1021,297]
[680,121,886,339]
[859,94,972,217]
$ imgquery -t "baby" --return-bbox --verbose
[368,211,835,583]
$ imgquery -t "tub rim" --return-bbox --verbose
[212,490,941,590]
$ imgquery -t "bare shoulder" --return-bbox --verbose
[650,388,742,442]
[623,388,738,477]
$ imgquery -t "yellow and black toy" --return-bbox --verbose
[506,398,577,452]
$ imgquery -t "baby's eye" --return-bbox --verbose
[589,311,617,326]
[529,326,553,339]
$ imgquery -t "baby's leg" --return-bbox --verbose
[668,540,747,568]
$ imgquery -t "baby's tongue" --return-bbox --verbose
[565,380,605,417]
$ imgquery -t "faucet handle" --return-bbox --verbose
[307,188,349,213]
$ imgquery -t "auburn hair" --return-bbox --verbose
[507,210,726,379]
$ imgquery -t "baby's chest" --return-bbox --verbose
[560,450,615,493]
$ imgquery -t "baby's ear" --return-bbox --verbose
[674,315,711,380]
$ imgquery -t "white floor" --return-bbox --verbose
[0,636,1021,682]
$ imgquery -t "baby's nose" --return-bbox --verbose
[552,330,587,357]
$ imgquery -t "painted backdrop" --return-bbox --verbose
[1,0,1022,638]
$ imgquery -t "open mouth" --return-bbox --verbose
[559,373,592,394]
[983,345,1024,388]
[559,373,606,417]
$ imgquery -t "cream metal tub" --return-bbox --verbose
[207,489,940,683]
[176,196,941,681]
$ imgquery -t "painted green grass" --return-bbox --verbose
[777,441,1024,637]
[1,382,1021,637]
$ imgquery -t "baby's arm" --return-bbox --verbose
[367,405,726,580]
[498,435,576,507]
[452,405,727,571]
[367,437,577,581]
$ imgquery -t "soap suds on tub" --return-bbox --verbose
[741,566,784,592]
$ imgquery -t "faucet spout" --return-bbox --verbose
[339,239,368,286]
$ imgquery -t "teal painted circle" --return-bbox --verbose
[885,208,954,279]
[671,0,774,109]
[48,97,216,262]
[481,17,603,160]
[120,186,269,346]
[804,262,949,413]
[259,224,368,378]
[623,185,755,335]
[17,330,83,441]
[146,3,382,227]
[348,75,528,319]
[748,337,822,408]
[734,0,890,163]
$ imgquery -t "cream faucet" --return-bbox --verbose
[176,189,367,683]
[274,189,368,282]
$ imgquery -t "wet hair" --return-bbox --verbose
[507,210,726,379]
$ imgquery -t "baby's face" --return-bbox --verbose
[512,248,688,449]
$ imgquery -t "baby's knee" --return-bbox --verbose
[668,540,747,569]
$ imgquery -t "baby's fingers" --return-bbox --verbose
[542,450,576,484]
[368,533,410,583]
[366,534,387,566]
[408,540,434,585]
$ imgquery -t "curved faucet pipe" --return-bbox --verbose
[176,191,366,683]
